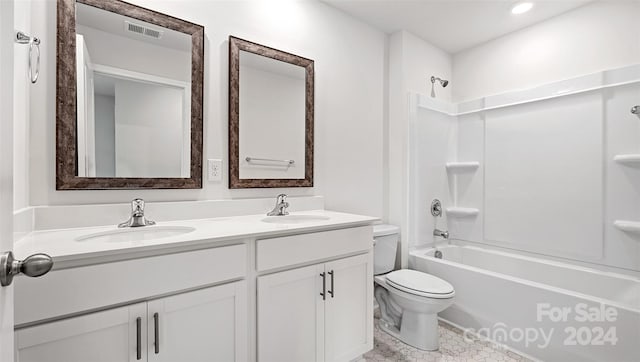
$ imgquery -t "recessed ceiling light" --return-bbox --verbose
[512,2,534,15]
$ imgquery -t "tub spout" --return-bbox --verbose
[433,229,449,239]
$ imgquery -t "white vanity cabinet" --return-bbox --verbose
[14,219,376,362]
[258,263,326,362]
[147,281,247,362]
[15,244,249,362]
[16,302,147,362]
[17,281,247,362]
[323,254,373,362]
[256,227,373,362]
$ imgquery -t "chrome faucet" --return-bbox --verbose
[267,194,289,216]
[118,198,156,228]
[433,228,449,239]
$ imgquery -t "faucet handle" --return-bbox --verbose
[266,194,290,216]
[131,198,145,213]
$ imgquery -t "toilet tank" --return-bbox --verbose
[373,224,400,275]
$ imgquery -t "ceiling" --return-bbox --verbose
[323,0,592,53]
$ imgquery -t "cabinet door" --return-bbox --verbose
[147,281,247,362]
[258,264,325,362]
[324,253,373,362]
[16,303,147,362]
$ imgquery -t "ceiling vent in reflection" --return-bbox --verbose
[124,21,163,39]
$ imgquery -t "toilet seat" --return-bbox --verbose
[386,270,454,299]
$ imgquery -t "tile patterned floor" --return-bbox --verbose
[362,317,532,362]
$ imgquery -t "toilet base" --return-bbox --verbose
[401,311,440,351]
[378,312,440,351]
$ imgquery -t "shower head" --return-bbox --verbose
[431,76,449,87]
[430,75,449,98]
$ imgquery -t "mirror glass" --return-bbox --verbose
[75,2,192,178]
[229,36,314,189]
[239,50,306,180]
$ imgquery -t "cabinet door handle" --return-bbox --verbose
[320,272,326,300]
[154,312,160,354]
[136,317,142,360]
[328,270,334,298]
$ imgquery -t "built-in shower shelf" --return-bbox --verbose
[614,220,640,234]
[446,207,479,218]
[613,154,640,165]
[445,162,480,172]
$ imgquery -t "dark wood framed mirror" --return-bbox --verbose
[56,0,204,190]
[228,36,314,189]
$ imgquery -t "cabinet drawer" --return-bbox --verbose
[15,244,247,326]
[256,226,372,271]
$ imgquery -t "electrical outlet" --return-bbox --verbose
[208,159,222,182]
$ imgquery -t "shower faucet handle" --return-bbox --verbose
[431,199,442,217]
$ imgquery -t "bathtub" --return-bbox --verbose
[409,245,640,362]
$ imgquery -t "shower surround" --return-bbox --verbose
[406,64,640,360]
[408,64,640,273]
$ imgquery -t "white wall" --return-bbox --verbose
[453,1,640,102]
[13,0,31,211]
[28,0,385,219]
[388,30,452,266]
[400,31,452,103]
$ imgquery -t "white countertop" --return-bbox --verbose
[14,210,378,269]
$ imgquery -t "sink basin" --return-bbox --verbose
[261,215,330,224]
[76,226,196,243]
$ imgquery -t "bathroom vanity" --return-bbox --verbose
[13,210,376,362]
[17,0,373,360]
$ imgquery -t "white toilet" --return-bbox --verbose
[373,224,455,351]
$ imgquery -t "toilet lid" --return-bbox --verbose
[386,270,454,297]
